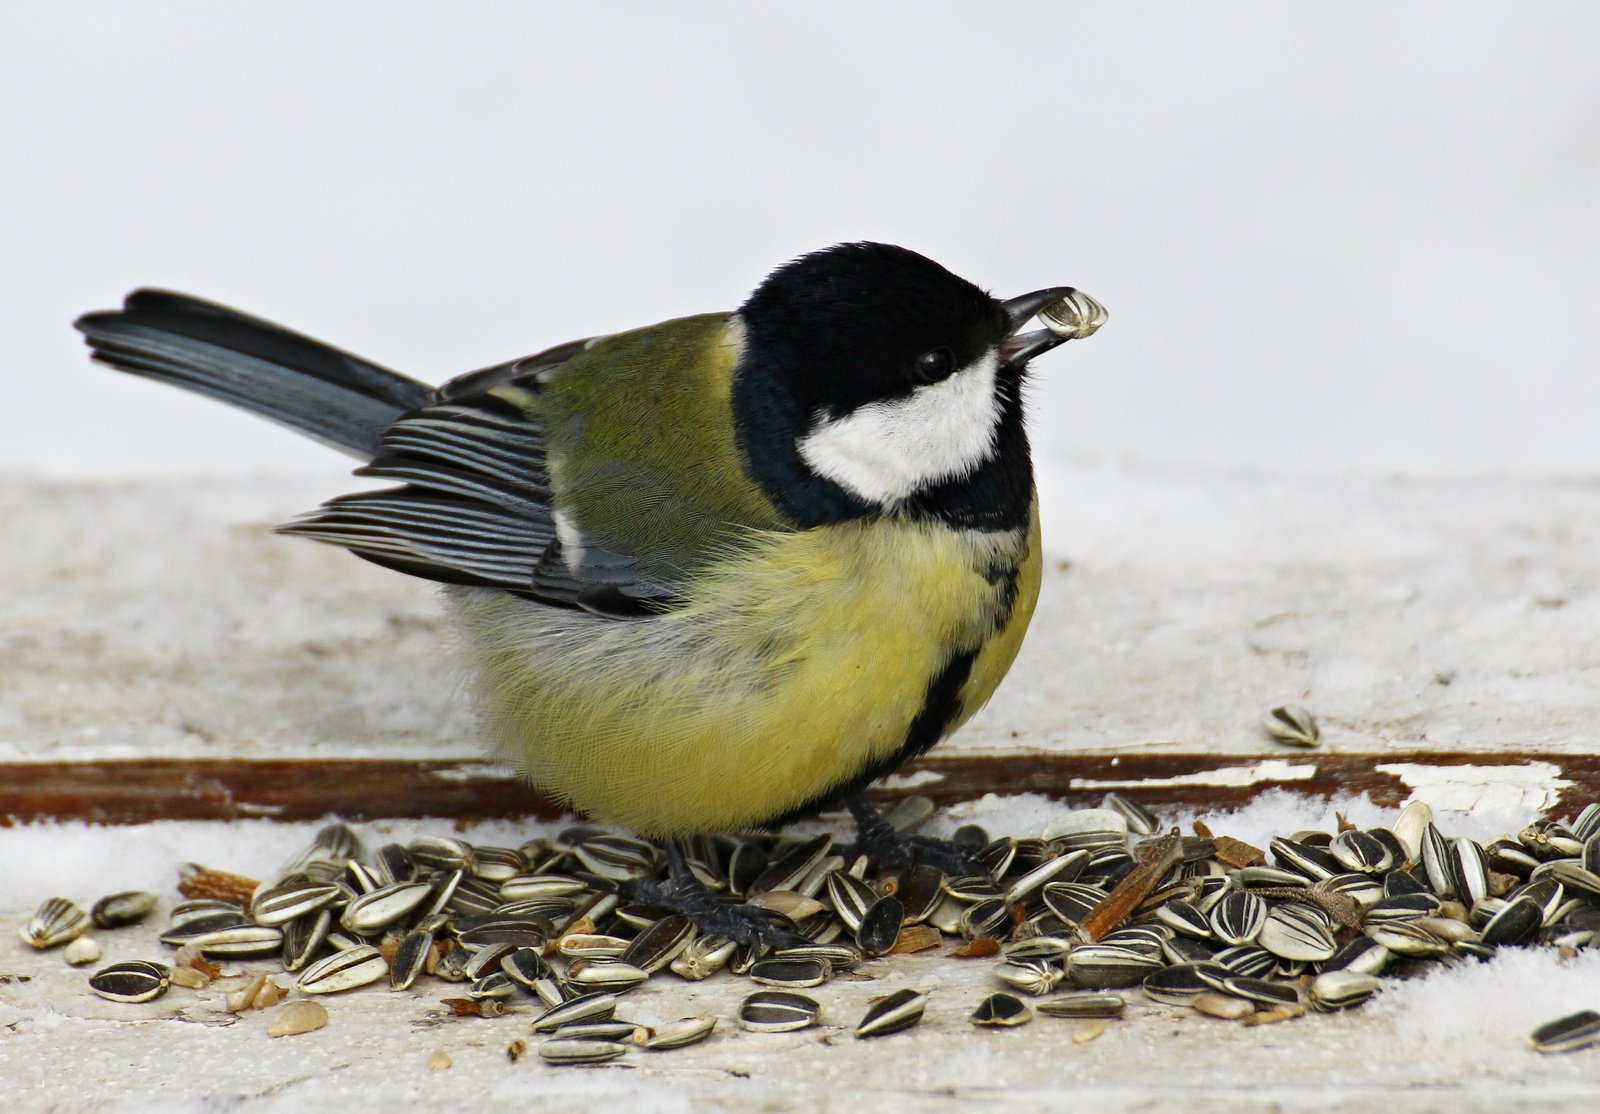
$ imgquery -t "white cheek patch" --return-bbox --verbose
[796,350,1002,505]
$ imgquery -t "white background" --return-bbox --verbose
[2,2,1597,479]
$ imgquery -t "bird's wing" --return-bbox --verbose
[281,313,786,614]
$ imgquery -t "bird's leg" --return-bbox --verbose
[635,838,809,949]
[844,792,989,876]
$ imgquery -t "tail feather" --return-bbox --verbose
[76,289,435,459]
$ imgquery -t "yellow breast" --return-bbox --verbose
[449,498,1041,835]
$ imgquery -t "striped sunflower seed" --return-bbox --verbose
[1003,853,1085,904]
[670,935,736,981]
[739,990,821,1032]
[1037,992,1126,1018]
[557,934,632,960]
[88,960,170,1003]
[1141,963,1225,1005]
[20,898,91,949]
[826,872,877,931]
[390,926,434,990]
[897,864,947,925]
[252,881,343,927]
[995,960,1062,997]
[298,944,388,993]
[282,907,335,972]
[1102,792,1159,836]
[1209,890,1268,945]
[1261,704,1318,746]
[407,836,476,873]
[1221,977,1301,1008]
[1530,1009,1600,1054]
[571,836,663,882]
[90,892,158,930]
[498,874,588,902]
[1308,970,1380,1011]
[566,960,649,993]
[1330,831,1392,875]
[856,988,927,1038]
[1210,945,1277,977]
[1256,904,1337,962]
[553,1020,644,1042]
[470,846,526,882]
[532,992,617,1032]
[538,1038,627,1065]
[620,914,695,973]
[856,896,904,957]
[748,957,829,989]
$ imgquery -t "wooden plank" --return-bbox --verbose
[2,752,1596,825]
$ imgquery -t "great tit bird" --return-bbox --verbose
[77,242,1104,940]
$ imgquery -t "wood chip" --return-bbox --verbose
[1192,819,1214,838]
[178,867,261,905]
[947,937,1000,958]
[888,925,942,954]
[1081,829,1183,941]
[1336,812,1356,833]
[1212,836,1266,869]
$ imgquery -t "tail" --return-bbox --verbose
[75,289,435,460]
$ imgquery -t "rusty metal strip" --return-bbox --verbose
[0,752,1596,826]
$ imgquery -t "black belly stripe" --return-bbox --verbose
[756,549,1026,829]
[760,646,980,830]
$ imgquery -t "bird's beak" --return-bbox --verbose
[998,287,1108,369]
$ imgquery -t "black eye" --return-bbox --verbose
[913,347,956,384]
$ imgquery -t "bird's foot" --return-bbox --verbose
[639,845,810,949]
[843,792,990,877]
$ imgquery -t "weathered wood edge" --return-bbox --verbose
[2,752,1596,826]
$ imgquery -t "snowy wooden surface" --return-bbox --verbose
[2,461,1598,818]
[3,464,1600,1110]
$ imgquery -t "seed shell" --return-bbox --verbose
[1261,704,1318,746]
[856,988,927,1038]
[971,992,1031,1027]
[738,990,821,1032]
[856,895,905,957]
[642,1016,718,1050]
[268,999,329,1037]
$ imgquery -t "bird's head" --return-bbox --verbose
[732,241,1104,529]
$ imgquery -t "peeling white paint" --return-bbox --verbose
[428,763,517,782]
[1068,760,1318,791]
[1375,762,1572,816]
[875,769,946,790]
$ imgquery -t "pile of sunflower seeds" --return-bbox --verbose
[20,794,1600,1059]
